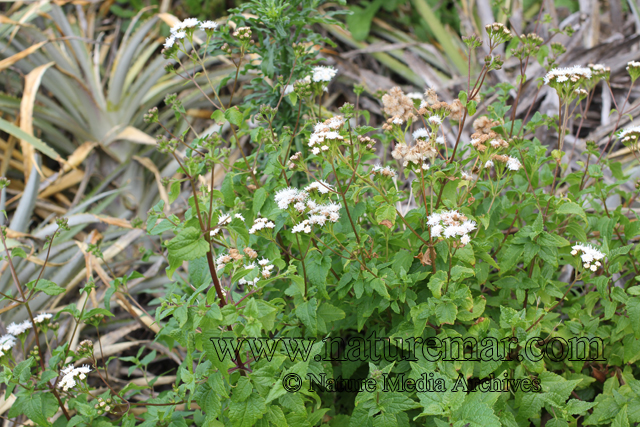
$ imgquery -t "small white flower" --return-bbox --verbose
[461,171,472,180]
[0,334,16,357]
[181,18,200,28]
[245,263,256,270]
[249,217,275,234]
[292,220,311,234]
[572,243,606,271]
[506,156,522,171]
[234,213,245,222]
[7,320,32,336]
[311,147,320,155]
[58,364,92,392]
[305,181,334,194]
[485,160,494,168]
[413,128,430,140]
[164,36,175,49]
[170,22,185,34]
[308,215,327,226]
[422,164,429,171]
[407,92,424,99]
[200,20,218,30]
[34,313,53,324]
[258,258,270,266]
[460,234,471,245]
[274,188,308,210]
[218,214,231,226]
[327,116,345,130]
[173,31,187,40]
[312,66,337,82]
[210,229,220,237]
[283,85,294,95]
[435,136,445,145]
[392,116,404,125]
[428,116,442,126]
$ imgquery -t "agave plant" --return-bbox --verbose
[0,2,241,220]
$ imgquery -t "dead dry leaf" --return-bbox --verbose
[20,62,55,181]
[0,41,47,73]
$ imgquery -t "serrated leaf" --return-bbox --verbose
[557,201,588,223]
[375,204,396,226]
[26,279,64,296]
[166,227,210,261]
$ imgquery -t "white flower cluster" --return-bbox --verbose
[571,243,605,271]
[506,156,522,171]
[543,66,592,85]
[34,313,53,324]
[249,217,275,234]
[370,164,397,179]
[1,313,53,357]
[428,116,442,126]
[427,210,476,245]
[275,184,341,234]
[618,126,640,144]
[312,66,337,83]
[7,320,32,336]
[484,156,522,171]
[275,188,309,210]
[0,335,16,358]
[164,18,218,49]
[308,116,345,155]
[58,364,92,392]
[413,128,430,140]
[305,180,334,194]
[627,61,640,70]
[407,92,424,100]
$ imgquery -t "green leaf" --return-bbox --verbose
[168,181,181,204]
[371,278,390,299]
[428,271,447,299]
[253,187,267,215]
[22,393,51,427]
[375,204,396,226]
[296,297,318,335]
[435,301,457,324]
[26,279,64,296]
[346,0,383,41]
[557,201,588,223]
[564,398,597,415]
[225,107,244,127]
[612,405,629,427]
[211,110,225,124]
[166,227,210,261]
[627,298,640,339]
[228,393,267,427]
[317,303,345,322]
[306,251,331,298]
[0,117,61,161]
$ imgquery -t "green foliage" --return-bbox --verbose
[3,2,640,427]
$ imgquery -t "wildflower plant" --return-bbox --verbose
[5,4,640,427]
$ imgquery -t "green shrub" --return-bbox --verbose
[3,4,640,427]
